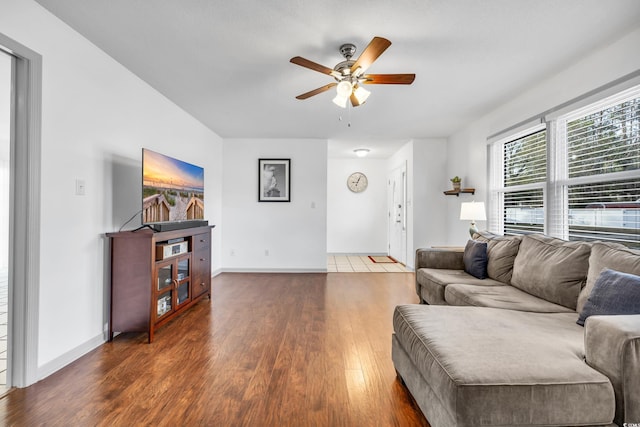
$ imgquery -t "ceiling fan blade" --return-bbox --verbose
[295,83,337,100]
[290,56,335,75]
[362,74,416,85]
[350,37,391,75]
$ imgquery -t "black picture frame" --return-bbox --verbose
[259,159,290,202]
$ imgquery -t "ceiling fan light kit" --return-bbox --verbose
[290,36,415,108]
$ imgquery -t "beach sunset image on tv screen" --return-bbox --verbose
[142,149,204,224]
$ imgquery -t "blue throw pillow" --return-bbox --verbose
[463,239,488,279]
[577,268,640,326]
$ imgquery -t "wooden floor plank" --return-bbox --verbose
[0,272,429,426]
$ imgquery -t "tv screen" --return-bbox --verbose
[142,148,204,225]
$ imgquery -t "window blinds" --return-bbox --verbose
[501,130,547,235]
[562,96,640,247]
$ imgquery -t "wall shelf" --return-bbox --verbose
[443,188,475,196]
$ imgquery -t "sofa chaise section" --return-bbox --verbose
[392,305,616,426]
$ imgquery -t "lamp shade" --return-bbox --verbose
[460,201,486,221]
[353,85,370,104]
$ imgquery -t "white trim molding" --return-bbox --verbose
[0,32,42,388]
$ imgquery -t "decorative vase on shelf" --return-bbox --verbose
[452,181,461,191]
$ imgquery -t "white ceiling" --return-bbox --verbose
[34,0,640,157]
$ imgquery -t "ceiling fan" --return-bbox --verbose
[290,36,415,108]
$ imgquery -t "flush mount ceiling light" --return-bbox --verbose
[290,36,415,108]
[354,148,370,157]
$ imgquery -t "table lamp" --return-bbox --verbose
[460,201,486,238]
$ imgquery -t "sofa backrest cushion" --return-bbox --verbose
[577,242,640,313]
[511,234,590,310]
[474,231,522,284]
[463,239,488,279]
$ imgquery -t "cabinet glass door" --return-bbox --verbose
[177,258,189,281]
[177,281,190,305]
[157,292,172,317]
[158,263,173,291]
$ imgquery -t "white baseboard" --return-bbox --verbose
[37,333,105,381]
[221,268,327,273]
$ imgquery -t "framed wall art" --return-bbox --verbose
[259,158,290,202]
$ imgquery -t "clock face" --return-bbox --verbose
[347,172,368,193]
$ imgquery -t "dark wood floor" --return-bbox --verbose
[0,273,429,426]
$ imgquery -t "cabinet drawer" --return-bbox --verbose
[193,248,210,271]
[192,232,210,252]
[192,274,210,299]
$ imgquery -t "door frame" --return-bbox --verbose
[1,32,42,388]
[387,162,407,265]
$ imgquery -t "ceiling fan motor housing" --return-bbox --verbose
[333,43,358,80]
[333,60,355,79]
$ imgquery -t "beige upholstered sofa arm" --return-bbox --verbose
[415,248,464,271]
[584,314,640,426]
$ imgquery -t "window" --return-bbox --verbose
[503,130,546,235]
[562,94,640,247]
[489,127,546,235]
[489,84,640,248]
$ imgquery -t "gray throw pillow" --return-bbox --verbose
[577,268,640,326]
[577,242,640,313]
[463,240,488,279]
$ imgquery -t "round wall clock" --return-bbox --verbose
[347,172,368,193]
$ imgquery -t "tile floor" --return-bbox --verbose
[327,254,411,272]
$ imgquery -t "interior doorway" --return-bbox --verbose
[388,163,407,265]
[0,49,12,392]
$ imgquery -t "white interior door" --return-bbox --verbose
[388,163,407,264]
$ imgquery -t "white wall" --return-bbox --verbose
[445,26,640,244]
[327,158,387,254]
[412,139,449,250]
[1,0,223,378]
[388,139,449,268]
[222,138,327,271]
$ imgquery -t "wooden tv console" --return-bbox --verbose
[107,225,213,343]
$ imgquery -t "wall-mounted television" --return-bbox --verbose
[142,148,206,230]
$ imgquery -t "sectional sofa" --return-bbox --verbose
[392,232,640,427]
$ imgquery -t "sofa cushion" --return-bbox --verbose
[444,283,574,313]
[511,234,590,310]
[392,305,615,426]
[474,231,522,283]
[577,268,640,326]
[577,242,640,313]
[462,239,488,279]
[416,268,504,305]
